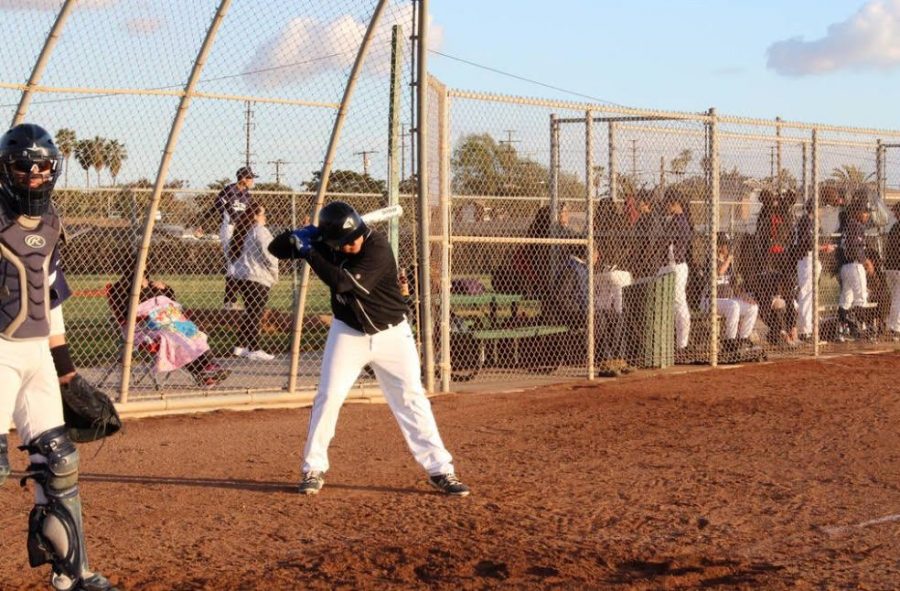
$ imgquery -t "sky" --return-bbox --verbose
[428,0,900,130]
[0,0,898,190]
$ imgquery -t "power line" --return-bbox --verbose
[429,49,625,107]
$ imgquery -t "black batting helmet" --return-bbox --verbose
[0,123,62,217]
[317,201,368,249]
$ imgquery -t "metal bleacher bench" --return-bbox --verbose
[449,291,568,376]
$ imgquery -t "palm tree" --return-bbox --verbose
[74,139,92,188]
[670,149,693,178]
[829,164,874,193]
[103,139,127,186]
[88,136,106,186]
[55,128,76,188]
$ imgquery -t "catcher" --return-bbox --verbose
[0,124,117,591]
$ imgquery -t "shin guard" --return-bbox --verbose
[20,426,113,590]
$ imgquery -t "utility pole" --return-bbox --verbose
[499,129,520,154]
[499,130,520,194]
[268,159,290,185]
[631,138,637,180]
[243,100,255,168]
[354,150,377,176]
[769,146,775,180]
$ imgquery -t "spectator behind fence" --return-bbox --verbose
[657,188,692,355]
[791,198,836,341]
[702,233,759,353]
[629,189,662,280]
[492,203,572,298]
[231,202,279,361]
[883,202,900,341]
[836,196,872,341]
[596,244,634,361]
[109,265,230,386]
[750,189,797,346]
[207,165,258,311]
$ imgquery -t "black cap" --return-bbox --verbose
[236,166,258,180]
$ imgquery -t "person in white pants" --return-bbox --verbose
[838,199,871,339]
[702,236,759,350]
[268,201,469,497]
[658,190,693,353]
[792,199,836,340]
[883,202,900,339]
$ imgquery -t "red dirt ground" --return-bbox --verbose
[2,352,900,590]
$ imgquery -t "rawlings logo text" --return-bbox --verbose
[24,235,45,248]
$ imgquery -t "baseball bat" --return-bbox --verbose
[284,204,404,253]
[360,204,403,224]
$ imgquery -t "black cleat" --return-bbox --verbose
[428,473,470,497]
[298,471,325,495]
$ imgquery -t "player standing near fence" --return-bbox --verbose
[268,201,469,497]
[0,124,116,590]
[837,196,872,340]
[210,166,257,311]
[658,189,692,356]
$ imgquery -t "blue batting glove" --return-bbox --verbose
[290,227,315,257]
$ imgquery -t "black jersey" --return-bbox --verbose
[306,230,408,334]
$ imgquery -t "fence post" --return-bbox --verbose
[708,108,720,367]
[120,0,233,404]
[608,122,617,203]
[288,0,390,394]
[12,0,77,126]
[775,116,783,193]
[415,0,436,391]
[585,110,595,380]
[549,114,559,215]
[811,129,820,356]
[801,142,808,201]
[436,79,452,392]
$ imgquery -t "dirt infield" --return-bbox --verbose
[2,352,900,590]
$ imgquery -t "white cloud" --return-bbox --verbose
[245,7,444,89]
[124,17,162,34]
[0,0,115,9]
[767,0,900,76]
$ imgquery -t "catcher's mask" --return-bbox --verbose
[318,201,368,250]
[0,123,62,217]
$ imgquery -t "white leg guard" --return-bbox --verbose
[21,426,115,591]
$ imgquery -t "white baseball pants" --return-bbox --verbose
[796,253,821,336]
[886,270,900,332]
[0,338,64,445]
[596,269,633,314]
[839,262,868,310]
[659,262,690,349]
[302,318,455,476]
[703,298,759,340]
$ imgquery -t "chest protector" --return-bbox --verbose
[0,206,60,340]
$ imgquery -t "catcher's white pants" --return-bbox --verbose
[659,262,690,349]
[796,253,822,336]
[703,298,759,340]
[839,262,868,310]
[886,270,900,332]
[302,318,454,476]
[0,338,64,445]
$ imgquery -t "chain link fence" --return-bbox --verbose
[5,1,900,405]
[432,90,900,387]
[3,0,419,404]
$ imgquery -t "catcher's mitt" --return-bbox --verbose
[61,375,122,443]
